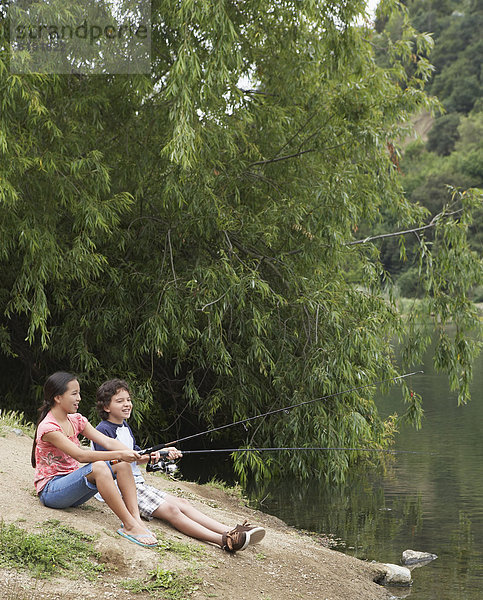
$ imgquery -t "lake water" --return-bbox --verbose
[182,345,483,599]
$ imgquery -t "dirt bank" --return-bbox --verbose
[0,428,393,600]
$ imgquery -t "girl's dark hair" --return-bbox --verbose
[96,379,130,421]
[31,372,77,468]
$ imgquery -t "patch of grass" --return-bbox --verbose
[255,552,266,560]
[0,410,34,437]
[0,519,106,580]
[157,536,205,561]
[121,565,201,599]
[206,477,245,500]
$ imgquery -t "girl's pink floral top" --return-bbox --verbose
[34,411,88,493]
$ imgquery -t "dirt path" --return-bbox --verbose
[0,428,393,600]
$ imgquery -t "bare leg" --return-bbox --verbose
[152,499,225,546]
[111,462,144,520]
[167,496,229,533]
[153,495,230,546]
[87,462,156,544]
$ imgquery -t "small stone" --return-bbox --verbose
[402,549,438,565]
[376,563,412,586]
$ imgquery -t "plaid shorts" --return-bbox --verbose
[136,481,167,520]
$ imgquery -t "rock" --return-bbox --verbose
[402,549,438,565]
[375,563,412,587]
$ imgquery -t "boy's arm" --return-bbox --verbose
[92,420,116,451]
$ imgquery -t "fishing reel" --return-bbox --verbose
[146,455,179,476]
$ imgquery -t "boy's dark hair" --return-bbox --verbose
[96,378,130,420]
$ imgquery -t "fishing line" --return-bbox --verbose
[141,370,423,453]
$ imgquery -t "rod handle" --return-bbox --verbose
[110,449,170,465]
[139,446,170,456]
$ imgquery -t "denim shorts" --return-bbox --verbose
[39,462,115,509]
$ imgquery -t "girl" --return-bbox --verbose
[31,371,163,548]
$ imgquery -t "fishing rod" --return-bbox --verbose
[150,447,431,457]
[140,370,423,455]
[146,445,434,472]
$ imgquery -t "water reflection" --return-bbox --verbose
[243,454,482,599]
[245,466,426,561]
[242,355,483,600]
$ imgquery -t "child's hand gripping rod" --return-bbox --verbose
[110,447,170,466]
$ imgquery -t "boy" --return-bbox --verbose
[93,379,265,553]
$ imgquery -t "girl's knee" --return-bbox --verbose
[91,461,108,473]
[90,461,113,480]
[114,461,132,474]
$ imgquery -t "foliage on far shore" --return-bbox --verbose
[373,0,482,303]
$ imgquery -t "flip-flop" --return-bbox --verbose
[120,524,155,537]
[117,528,157,548]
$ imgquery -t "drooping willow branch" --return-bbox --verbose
[346,209,463,246]
[248,142,346,168]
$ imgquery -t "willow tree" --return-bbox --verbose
[0,0,481,481]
